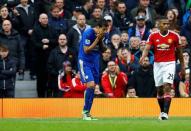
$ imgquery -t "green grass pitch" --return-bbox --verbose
[0,117,191,131]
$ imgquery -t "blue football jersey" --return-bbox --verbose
[78,28,100,63]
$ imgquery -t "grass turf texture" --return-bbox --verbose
[0,117,191,131]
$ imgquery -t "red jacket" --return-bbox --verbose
[101,72,128,98]
[59,74,86,98]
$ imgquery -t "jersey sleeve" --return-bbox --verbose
[174,33,181,48]
[146,33,154,46]
[84,30,92,46]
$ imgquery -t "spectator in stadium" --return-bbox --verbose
[0,44,17,98]
[131,0,158,27]
[87,7,102,27]
[180,16,191,48]
[170,88,175,98]
[81,0,94,20]
[128,10,151,41]
[116,48,138,77]
[182,6,191,25]
[134,40,154,65]
[14,0,37,80]
[175,50,190,97]
[110,34,121,59]
[47,34,76,97]
[71,6,83,21]
[107,0,118,17]
[165,9,179,31]
[58,70,87,98]
[0,6,19,30]
[178,68,190,97]
[95,0,108,16]
[100,47,112,74]
[58,61,75,98]
[31,13,57,97]
[48,5,69,37]
[0,20,25,80]
[54,0,72,19]
[129,36,141,54]
[119,31,129,49]
[140,17,185,120]
[101,60,128,98]
[113,1,132,31]
[103,15,121,46]
[126,87,138,98]
[180,36,189,50]
[41,0,54,13]
[128,56,156,97]
[67,14,91,53]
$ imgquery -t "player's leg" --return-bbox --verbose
[162,83,172,120]
[78,61,96,120]
[161,62,175,120]
[153,62,164,120]
[157,86,164,120]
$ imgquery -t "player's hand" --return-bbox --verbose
[139,56,145,64]
[97,28,105,39]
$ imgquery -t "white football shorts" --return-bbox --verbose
[153,61,176,87]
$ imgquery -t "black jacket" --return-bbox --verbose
[0,56,17,90]
[0,29,25,70]
[47,46,77,77]
[128,66,156,97]
[16,4,36,35]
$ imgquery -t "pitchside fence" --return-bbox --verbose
[0,98,191,118]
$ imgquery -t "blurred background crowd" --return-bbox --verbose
[0,0,191,98]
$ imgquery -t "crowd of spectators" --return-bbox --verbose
[0,0,191,98]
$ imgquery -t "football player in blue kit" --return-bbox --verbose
[78,19,108,120]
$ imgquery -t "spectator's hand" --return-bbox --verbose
[12,8,20,16]
[107,93,114,97]
[94,85,102,95]
[139,56,145,64]
[42,38,50,44]
[43,45,49,50]
[18,69,24,73]
[28,29,33,35]
[107,24,112,32]
[115,65,120,75]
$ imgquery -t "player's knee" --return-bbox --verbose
[163,83,171,93]
[86,81,95,88]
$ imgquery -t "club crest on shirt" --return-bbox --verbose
[168,39,173,44]
[85,39,91,45]
[156,39,160,42]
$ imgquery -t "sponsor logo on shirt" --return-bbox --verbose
[157,43,170,50]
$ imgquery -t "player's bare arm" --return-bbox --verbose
[84,28,105,53]
[176,47,186,79]
[139,44,151,64]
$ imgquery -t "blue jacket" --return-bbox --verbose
[180,21,191,48]
[0,56,17,90]
[128,26,151,41]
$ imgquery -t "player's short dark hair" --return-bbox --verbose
[93,18,108,28]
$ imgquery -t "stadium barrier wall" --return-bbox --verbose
[0,98,191,118]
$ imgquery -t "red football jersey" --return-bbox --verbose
[147,30,180,62]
